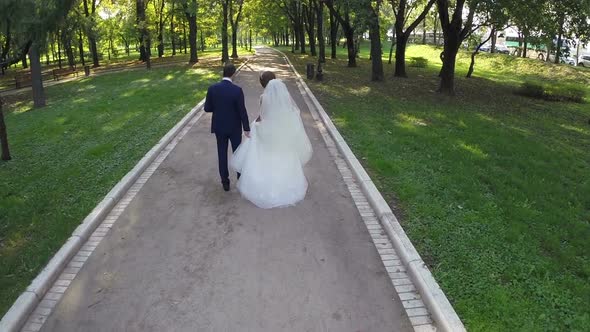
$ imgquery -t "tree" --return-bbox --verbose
[326,0,357,67]
[229,0,244,58]
[183,0,199,63]
[303,1,317,56]
[390,0,436,77]
[328,1,339,58]
[281,0,306,53]
[0,97,10,161]
[436,0,478,95]
[367,0,384,81]
[315,0,326,62]
[82,0,100,67]
[466,0,510,78]
[6,0,76,107]
[153,0,166,58]
[221,0,230,62]
[137,0,151,67]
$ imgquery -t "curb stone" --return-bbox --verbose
[0,59,250,332]
[273,47,466,332]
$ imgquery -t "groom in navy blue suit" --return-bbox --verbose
[204,63,250,191]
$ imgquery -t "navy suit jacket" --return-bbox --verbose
[204,80,250,134]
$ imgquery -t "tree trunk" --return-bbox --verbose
[21,53,28,69]
[249,29,252,51]
[88,37,99,67]
[394,35,408,77]
[316,1,325,63]
[438,39,459,95]
[137,0,151,66]
[65,39,75,69]
[78,29,85,66]
[57,31,63,69]
[490,27,497,53]
[523,36,528,58]
[285,28,290,46]
[200,30,205,51]
[229,0,243,59]
[82,0,100,67]
[467,30,493,78]
[304,4,316,56]
[221,1,229,63]
[299,21,306,54]
[29,44,46,108]
[1,20,11,61]
[327,2,357,67]
[171,2,176,56]
[183,22,187,54]
[294,24,300,51]
[185,0,198,63]
[555,15,564,64]
[231,23,239,58]
[157,0,165,58]
[329,10,338,59]
[0,98,10,161]
[344,27,355,67]
[368,3,383,81]
[388,37,395,64]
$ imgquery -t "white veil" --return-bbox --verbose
[256,79,312,165]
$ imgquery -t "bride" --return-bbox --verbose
[230,74,313,209]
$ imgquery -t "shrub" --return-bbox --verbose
[408,57,428,68]
[515,81,586,103]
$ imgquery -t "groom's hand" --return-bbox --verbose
[244,131,251,138]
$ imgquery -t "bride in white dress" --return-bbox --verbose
[230,77,313,209]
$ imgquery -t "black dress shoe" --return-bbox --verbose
[222,182,230,191]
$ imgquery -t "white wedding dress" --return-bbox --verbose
[230,79,313,209]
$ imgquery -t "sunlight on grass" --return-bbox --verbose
[397,114,428,127]
[458,141,488,159]
[560,124,590,136]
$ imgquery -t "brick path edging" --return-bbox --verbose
[274,47,467,332]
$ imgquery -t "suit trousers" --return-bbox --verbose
[215,131,242,184]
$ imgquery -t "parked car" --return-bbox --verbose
[578,55,590,67]
[561,56,576,65]
[478,44,510,54]
[495,44,510,54]
[478,45,491,52]
[545,53,577,65]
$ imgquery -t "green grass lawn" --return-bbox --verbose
[0,61,230,316]
[281,44,590,331]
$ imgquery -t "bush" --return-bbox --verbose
[515,81,586,103]
[408,57,428,68]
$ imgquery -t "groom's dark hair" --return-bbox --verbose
[223,63,236,78]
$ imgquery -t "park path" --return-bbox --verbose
[35,48,412,332]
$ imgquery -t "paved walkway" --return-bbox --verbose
[36,48,412,331]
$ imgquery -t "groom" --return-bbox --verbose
[204,63,250,191]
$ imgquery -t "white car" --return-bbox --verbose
[495,44,510,54]
[578,55,590,67]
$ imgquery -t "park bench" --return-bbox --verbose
[52,66,78,81]
[14,72,33,89]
